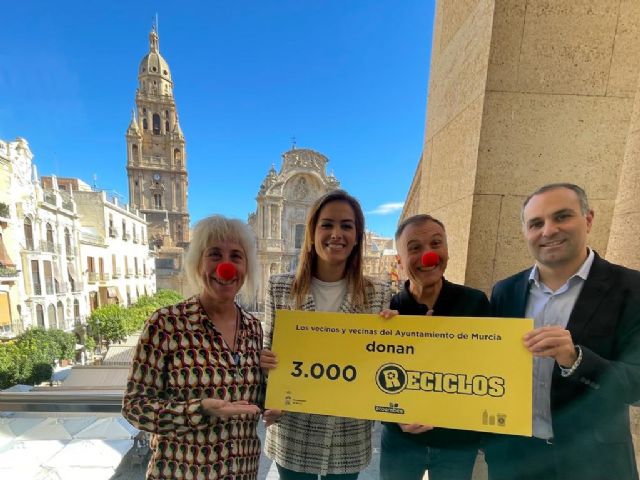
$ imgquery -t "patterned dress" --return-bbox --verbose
[122,296,264,480]
[263,273,391,475]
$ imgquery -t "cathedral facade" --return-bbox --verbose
[126,27,190,293]
[248,148,340,310]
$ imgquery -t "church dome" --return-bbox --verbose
[138,29,172,82]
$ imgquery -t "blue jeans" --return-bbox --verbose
[276,464,359,480]
[380,425,477,480]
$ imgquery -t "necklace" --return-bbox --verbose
[231,306,241,366]
[200,297,242,366]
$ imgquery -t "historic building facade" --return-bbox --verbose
[47,178,156,312]
[0,138,87,336]
[248,147,340,310]
[126,27,189,294]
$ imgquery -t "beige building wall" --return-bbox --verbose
[405,0,640,292]
[607,69,640,271]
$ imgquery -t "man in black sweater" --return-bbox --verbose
[380,214,491,480]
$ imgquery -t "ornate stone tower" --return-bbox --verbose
[126,26,189,249]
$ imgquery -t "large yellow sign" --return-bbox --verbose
[265,310,533,436]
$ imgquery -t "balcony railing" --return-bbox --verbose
[108,227,118,238]
[45,279,55,295]
[65,245,77,257]
[88,272,99,284]
[100,273,111,282]
[123,232,131,241]
[24,239,35,251]
[72,281,84,292]
[126,270,134,278]
[112,267,121,279]
[43,192,57,206]
[0,266,19,278]
[32,280,42,295]
[41,241,56,253]
[132,235,139,244]
[57,283,69,294]
[62,199,74,211]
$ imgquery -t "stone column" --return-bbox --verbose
[607,69,640,270]
[406,0,640,292]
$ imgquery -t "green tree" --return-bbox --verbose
[0,328,77,389]
[88,304,128,346]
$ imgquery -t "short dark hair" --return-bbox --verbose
[395,214,445,241]
[521,183,590,222]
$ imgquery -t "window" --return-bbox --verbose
[64,227,71,253]
[57,301,64,329]
[24,217,34,250]
[294,224,305,249]
[36,304,45,328]
[43,260,54,294]
[31,260,41,295]
[154,193,162,209]
[143,118,148,130]
[47,304,56,330]
[152,113,161,134]
[73,299,80,322]
[46,223,54,252]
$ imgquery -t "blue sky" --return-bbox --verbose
[0,1,434,237]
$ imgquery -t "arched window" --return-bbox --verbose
[57,301,64,330]
[154,194,162,209]
[24,217,34,250]
[64,227,72,253]
[36,304,45,328]
[143,118,148,130]
[152,113,161,134]
[45,223,54,252]
[132,144,139,160]
[47,304,56,330]
[165,120,169,132]
[73,299,80,323]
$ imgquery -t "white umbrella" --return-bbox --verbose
[0,439,66,468]
[45,438,132,468]
[35,465,115,480]
[0,417,46,439]
[74,416,138,440]
[18,417,96,441]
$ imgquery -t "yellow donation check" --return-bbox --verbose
[265,310,533,436]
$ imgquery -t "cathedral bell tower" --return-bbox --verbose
[126,26,190,248]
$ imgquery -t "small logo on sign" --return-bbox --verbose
[375,363,407,394]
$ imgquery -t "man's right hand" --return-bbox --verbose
[399,423,434,434]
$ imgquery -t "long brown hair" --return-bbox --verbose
[291,189,370,309]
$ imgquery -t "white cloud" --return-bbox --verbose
[367,202,405,215]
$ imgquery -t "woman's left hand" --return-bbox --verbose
[379,309,399,320]
[201,399,261,419]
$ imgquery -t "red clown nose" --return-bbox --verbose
[216,263,237,281]
[421,251,440,267]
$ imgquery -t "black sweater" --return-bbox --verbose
[384,278,491,448]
